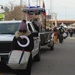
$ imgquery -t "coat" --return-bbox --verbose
[11,30,34,52]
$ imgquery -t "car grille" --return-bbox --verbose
[0,42,12,53]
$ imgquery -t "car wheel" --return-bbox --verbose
[34,43,41,62]
[50,41,54,50]
[48,40,54,51]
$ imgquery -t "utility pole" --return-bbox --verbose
[20,0,22,6]
[28,0,30,6]
[20,0,22,19]
[50,0,53,28]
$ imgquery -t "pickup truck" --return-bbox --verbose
[0,20,40,65]
[22,6,54,50]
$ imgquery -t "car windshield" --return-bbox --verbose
[0,22,20,34]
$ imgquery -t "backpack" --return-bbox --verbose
[60,28,64,34]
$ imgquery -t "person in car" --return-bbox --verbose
[11,19,34,75]
[32,18,39,32]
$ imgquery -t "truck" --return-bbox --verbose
[22,6,54,50]
[0,20,41,71]
[0,6,54,71]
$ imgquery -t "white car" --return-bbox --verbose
[0,20,41,64]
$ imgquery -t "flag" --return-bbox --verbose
[43,1,45,8]
[42,1,46,16]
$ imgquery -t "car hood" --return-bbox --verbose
[0,34,14,41]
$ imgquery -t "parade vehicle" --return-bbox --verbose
[0,20,40,67]
[22,6,54,50]
[0,6,54,68]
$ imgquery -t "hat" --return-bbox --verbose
[18,20,27,30]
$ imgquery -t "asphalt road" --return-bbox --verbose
[1,36,75,75]
[31,37,75,75]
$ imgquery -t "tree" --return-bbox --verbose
[4,6,9,12]
[5,5,26,20]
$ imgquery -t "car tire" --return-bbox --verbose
[50,42,54,50]
[34,43,41,62]
[48,40,54,51]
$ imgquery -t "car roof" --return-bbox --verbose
[22,8,45,12]
[0,20,21,24]
[0,20,32,24]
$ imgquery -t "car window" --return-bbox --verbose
[0,23,20,34]
[28,23,33,32]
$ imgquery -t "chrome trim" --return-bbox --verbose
[0,53,9,55]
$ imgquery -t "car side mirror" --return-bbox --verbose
[32,32,38,37]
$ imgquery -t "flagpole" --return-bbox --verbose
[42,0,46,30]
[28,0,30,6]
[20,0,22,19]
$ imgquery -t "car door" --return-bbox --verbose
[27,22,39,57]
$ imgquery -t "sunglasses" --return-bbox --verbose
[19,30,27,33]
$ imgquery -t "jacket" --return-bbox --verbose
[11,30,34,52]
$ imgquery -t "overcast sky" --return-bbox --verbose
[0,0,75,20]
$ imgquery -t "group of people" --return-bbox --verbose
[53,25,67,44]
